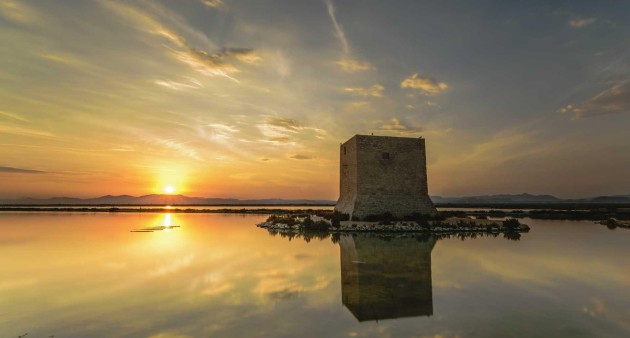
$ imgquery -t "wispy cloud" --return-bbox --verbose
[110,146,135,152]
[558,82,630,118]
[266,117,303,133]
[198,123,240,143]
[174,47,239,81]
[376,118,423,135]
[290,154,313,160]
[200,0,223,8]
[569,17,597,28]
[0,0,37,24]
[148,138,202,161]
[0,125,54,138]
[0,166,46,174]
[266,286,301,300]
[257,116,327,145]
[154,78,202,90]
[39,52,85,67]
[0,110,29,122]
[343,85,384,98]
[553,10,598,29]
[102,1,259,81]
[101,0,212,48]
[267,136,291,144]
[325,0,349,55]
[336,59,373,72]
[176,47,263,81]
[258,117,302,144]
[222,48,262,65]
[347,101,370,110]
[401,73,448,94]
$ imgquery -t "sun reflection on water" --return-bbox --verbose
[127,213,189,253]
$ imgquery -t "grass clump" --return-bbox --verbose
[502,218,521,229]
[266,215,299,227]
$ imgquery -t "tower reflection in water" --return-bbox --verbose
[339,233,436,322]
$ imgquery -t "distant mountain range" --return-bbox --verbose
[0,193,629,205]
[430,193,630,205]
[0,194,335,206]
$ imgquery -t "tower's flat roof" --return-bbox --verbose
[342,134,424,144]
[354,134,424,139]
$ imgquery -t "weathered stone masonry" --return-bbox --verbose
[335,135,437,219]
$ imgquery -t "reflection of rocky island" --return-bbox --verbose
[340,233,435,322]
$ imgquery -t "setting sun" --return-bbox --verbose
[164,186,175,194]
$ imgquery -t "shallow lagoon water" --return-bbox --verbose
[0,213,628,337]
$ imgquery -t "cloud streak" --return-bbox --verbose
[559,82,630,118]
[290,154,313,160]
[0,166,46,174]
[376,118,423,135]
[200,0,223,8]
[0,110,29,122]
[0,0,37,24]
[175,46,262,81]
[569,17,597,28]
[257,117,302,145]
[336,59,373,72]
[102,1,259,82]
[0,125,54,138]
[154,79,202,90]
[401,73,448,94]
[266,117,303,133]
[343,85,384,98]
[325,0,349,55]
[139,135,203,161]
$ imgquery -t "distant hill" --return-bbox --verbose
[0,194,336,206]
[431,193,630,205]
[430,193,561,204]
[1,193,629,206]
[583,195,630,204]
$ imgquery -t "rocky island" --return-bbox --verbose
[256,212,530,235]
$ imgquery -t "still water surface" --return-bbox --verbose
[0,213,628,337]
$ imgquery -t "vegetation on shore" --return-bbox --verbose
[599,218,630,230]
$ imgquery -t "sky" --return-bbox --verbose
[0,0,629,200]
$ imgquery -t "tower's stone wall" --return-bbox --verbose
[335,135,436,219]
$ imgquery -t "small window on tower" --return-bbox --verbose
[382,152,390,159]
[343,146,346,155]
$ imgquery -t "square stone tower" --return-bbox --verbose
[335,135,437,220]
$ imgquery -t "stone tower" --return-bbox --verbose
[335,135,437,220]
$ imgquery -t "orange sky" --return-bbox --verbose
[1,0,629,199]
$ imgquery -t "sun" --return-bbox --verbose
[164,185,175,194]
